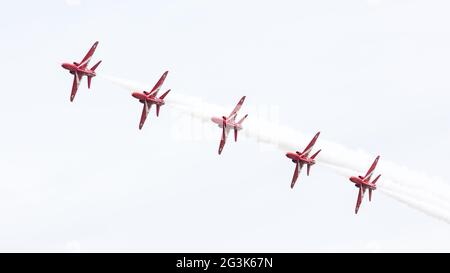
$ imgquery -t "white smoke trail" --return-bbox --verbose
[323,163,450,223]
[101,74,450,224]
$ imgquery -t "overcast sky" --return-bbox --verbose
[0,0,449,252]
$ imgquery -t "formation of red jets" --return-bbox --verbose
[62,41,382,214]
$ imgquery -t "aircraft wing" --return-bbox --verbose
[227,96,246,120]
[363,155,380,181]
[148,71,169,97]
[355,186,365,214]
[70,73,82,102]
[139,100,152,129]
[290,162,303,189]
[79,41,99,69]
[301,132,320,157]
[218,125,231,154]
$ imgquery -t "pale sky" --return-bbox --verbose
[0,0,449,252]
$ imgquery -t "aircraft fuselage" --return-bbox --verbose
[132,92,165,105]
[285,152,316,165]
[211,116,244,130]
[349,176,376,190]
[61,63,96,77]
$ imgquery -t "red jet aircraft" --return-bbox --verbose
[61,41,102,102]
[349,155,381,214]
[211,96,248,155]
[285,132,321,189]
[132,71,171,130]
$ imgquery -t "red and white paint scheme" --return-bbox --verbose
[61,41,102,102]
[211,96,248,155]
[285,132,321,189]
[132,71,171,130]
[349,155,381,214]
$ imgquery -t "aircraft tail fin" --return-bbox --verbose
[308,149,321,176]
[237,114,248,125]
[311,149,321,159]
[90,60,102,71]
[233,114,248,142]
[87,61,101,89]
[372,174,381,185]
[159,89,171,100]
[155,89,170,117]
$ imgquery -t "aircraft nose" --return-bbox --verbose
[62,63,72,70]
